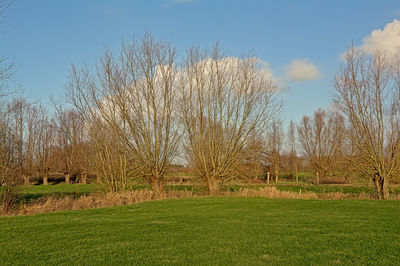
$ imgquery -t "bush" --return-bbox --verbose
[0,186,18,214]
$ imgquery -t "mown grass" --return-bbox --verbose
[1,197,399,265]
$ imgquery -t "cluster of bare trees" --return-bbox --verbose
[283,47,400,199]
[297,109,345,184]
[1,13,399,199]
[0,98,88,187]
[66,36,281,196]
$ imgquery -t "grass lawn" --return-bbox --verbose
[1,197,399,265]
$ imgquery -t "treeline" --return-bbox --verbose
[1,35,400,199]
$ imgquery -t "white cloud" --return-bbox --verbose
[284,59,321,82]
[359,19,400,58]
[257,60,274,81]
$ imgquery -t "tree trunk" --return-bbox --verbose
[150,178,166,199]
[383,176,390,199]
[23,175,30,185]
[43,175,48,185]
[65,173,70,184]
[275,168,279,183]
[296,173,299,183]
[266,172,270,185]
[373,173,386,200]
[207,176,220,195]
[81,172,87,184]
[316,171,319,185]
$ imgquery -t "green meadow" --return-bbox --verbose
[1,197,399,265]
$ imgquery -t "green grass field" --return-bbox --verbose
[1,197,399,265]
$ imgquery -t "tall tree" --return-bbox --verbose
[179,45,280,194]
[68,34,181,196]
[333,47,400,199]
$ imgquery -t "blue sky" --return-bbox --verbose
[1,0,400,124]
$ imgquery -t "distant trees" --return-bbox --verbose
[266,120,283,182]
[34,106,54,185]
[53,107,86,184]
[297,109,344,184]
[287,120,299,182]
[240,134,267,181]
[333,47,400,199]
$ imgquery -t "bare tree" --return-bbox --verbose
[267,120,283,182]
[34,106,54,185]
[179,45,280,194]
[53,107,86,184]
[0,0,13,93]
[297,109,344,184]
[287,120,299,182]
[0,108,16,186]
[237,134,266,181]
[67,34,181,196]
[333,47,400,199]
[7,97,31,184]
[0,0,11,20]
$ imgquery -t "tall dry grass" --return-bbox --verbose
[2,186,399,216]
[14,189,195,216]
[231,187,381,200]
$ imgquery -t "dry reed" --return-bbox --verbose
[1,186,398,216]
[16,189,195,216]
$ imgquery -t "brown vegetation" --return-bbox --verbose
[4,185,398,216]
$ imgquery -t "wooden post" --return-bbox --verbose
[267,172,270,185]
